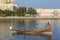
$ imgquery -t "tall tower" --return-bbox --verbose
[0,0,17,10]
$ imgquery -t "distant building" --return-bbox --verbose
[0,0,17,10]
[35,8,60,16]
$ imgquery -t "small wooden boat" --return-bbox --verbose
[10,22,52,35]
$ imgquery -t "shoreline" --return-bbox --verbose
[0,16,60,19]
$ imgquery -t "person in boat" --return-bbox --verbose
[45,22,51,30]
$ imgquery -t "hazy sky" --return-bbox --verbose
[15,0,60,8]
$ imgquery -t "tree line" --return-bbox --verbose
[0,7,37,17]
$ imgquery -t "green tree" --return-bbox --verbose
[4,10,15,16]
[0,10,5,16]
[15,7,27,16]
[27,7,37,16]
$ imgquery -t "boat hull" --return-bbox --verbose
[10,30,52,36]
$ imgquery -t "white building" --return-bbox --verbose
[35,8,60,16]
[0,0,17,10]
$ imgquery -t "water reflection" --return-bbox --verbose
[0,19,52,40]
[52,20,60,40]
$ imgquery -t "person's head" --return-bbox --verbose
[48,22,49,24]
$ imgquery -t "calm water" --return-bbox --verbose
[0,19,60,40]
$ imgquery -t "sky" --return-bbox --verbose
[15,0,60,9]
